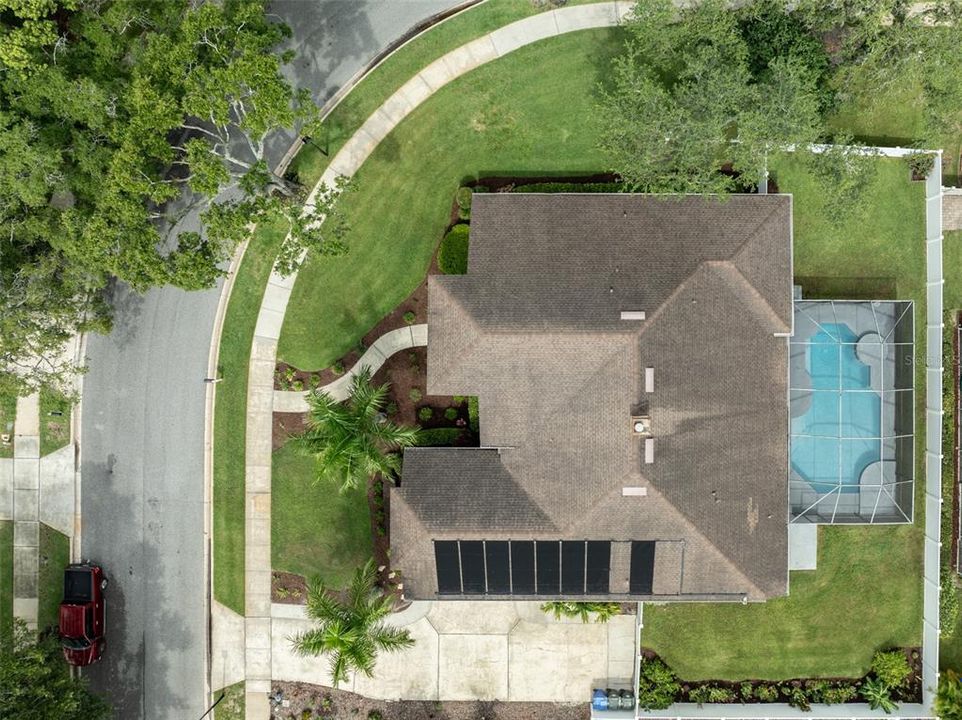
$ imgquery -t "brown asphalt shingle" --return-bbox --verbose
[392,193,792,601]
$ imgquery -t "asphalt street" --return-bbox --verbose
[80,3,463,718]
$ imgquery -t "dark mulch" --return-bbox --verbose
[272,571,309,605]
[273,412,309,451]
[270,682,589,720]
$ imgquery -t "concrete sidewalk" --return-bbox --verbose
[273,324,428,413]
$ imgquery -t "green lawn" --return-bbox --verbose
[37,523,70,633]
[271,443,372,589]
[214,682,245,720]
[278,27,625,370]
[0,392,15,458]
[38,388,71,457]
[642,156,927,681]
[0,521,12,640]
[213,221,285,616]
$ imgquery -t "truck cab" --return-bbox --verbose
[59,563,107,666]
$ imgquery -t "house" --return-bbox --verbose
[390,193,797,602]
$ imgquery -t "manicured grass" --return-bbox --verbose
[279,27,625,370]
[38,388,71,457]
[0,521,12,641]
[0,392,15,458]
[37,523,70,633]
[213,221,285,616]
[644,526,922,681]
[214,682,245,720]
[642,156,926,681]
[271,443,372,589]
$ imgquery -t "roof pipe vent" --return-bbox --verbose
[620,311,646,320]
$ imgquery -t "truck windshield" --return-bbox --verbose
[63,569,92,603]
[61,636,91,650]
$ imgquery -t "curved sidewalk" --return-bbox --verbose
[274,324,428,413]
[238,4,626,716]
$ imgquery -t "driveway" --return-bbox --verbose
[271,601,637,702]
[80,3,465,718]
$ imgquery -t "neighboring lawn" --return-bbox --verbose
[37,523,70,633]
[0,521,12,641]
[213,221,285,616]
[39,388,71,457]
[214,682,245,720]
[642,156,926,681]
[0,392,14,458]
[271,443,372,589]
[279,27,625,370]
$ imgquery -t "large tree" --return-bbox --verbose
[292,368,419,493]
[0,619,110,720]
[0,0,340,393]
[598,0,825,193]
[291,559,414,686]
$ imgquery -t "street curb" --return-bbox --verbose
[70,330,87,564]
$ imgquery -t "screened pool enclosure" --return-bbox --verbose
[790,300,915,524]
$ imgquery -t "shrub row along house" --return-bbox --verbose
[389,193,914,603]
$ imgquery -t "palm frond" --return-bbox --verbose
[370,623,415,653]
[291,627,329,657]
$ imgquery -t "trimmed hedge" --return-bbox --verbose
[512,181,624,193]
[438,224,469,274]
[416,427,463,446]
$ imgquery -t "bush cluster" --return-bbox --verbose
[638,658,681,710]
[941,568,960,637]
[513,181,624,193]
[415,427,463,447]
[455,186,486,219]
[467,396,479,433]
[418,406,433,422]
[438,224,469,274]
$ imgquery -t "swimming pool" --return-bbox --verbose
[790,323,881,494]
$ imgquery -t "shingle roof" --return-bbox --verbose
[391,194,792,601]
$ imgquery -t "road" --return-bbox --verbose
[80,3,463,718]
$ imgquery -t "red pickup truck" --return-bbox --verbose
[59,563,107,666]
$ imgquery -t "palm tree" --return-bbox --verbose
[291,559,414,686]
[292,367,419,492]
[540,601,621,623]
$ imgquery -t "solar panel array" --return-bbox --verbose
[434,540,612,595]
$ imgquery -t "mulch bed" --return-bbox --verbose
[274,412,309,451]
[270,682,589,720]
[272,571,309,605]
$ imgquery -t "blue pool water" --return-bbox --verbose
[790,324,881,493]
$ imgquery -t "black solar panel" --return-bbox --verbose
[536,541,560,594]
[561,541,586,594]
[460,541,486,593]
[629,541,656,594]
[510,541,535,594]
[485,541,510,594]
[434,541,461,594]
[585,541,611,593]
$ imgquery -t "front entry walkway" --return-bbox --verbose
[271,601,636,702]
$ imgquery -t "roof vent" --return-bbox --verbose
[620,311,646,320]
[622,487,648,497]
[631,415,652,437]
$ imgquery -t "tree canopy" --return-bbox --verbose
[0,619,110,720]
[0,0,332,393]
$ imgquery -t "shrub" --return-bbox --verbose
[418,406,433,422]
[292,379,303,392]
[786,686,810,711]
[513,181,624,193]
[871,650,911,689]
[637,658,681,710]
[688,686,711,705]
[823,684,857,704]
[385,401,398,417]
[941,569,960,637]
[739,682,753,701]
[935,669,962,720]
[805,679,831,703]
[403,311,416,325]
[356,339,367,354]
[444,407,458,421]
[332,360,346,375]
[368,711,383,720]
[438,224,470,274]
[452,395,466,404]
[754,685,779,702]
[540,601,620,623]
[906,152,935,178]
[409,388,422,403]
[416,428,462,446]
[707,686,734,703]
[309,373,321,389]
[861,677,897,713]
[467,396,479,433]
